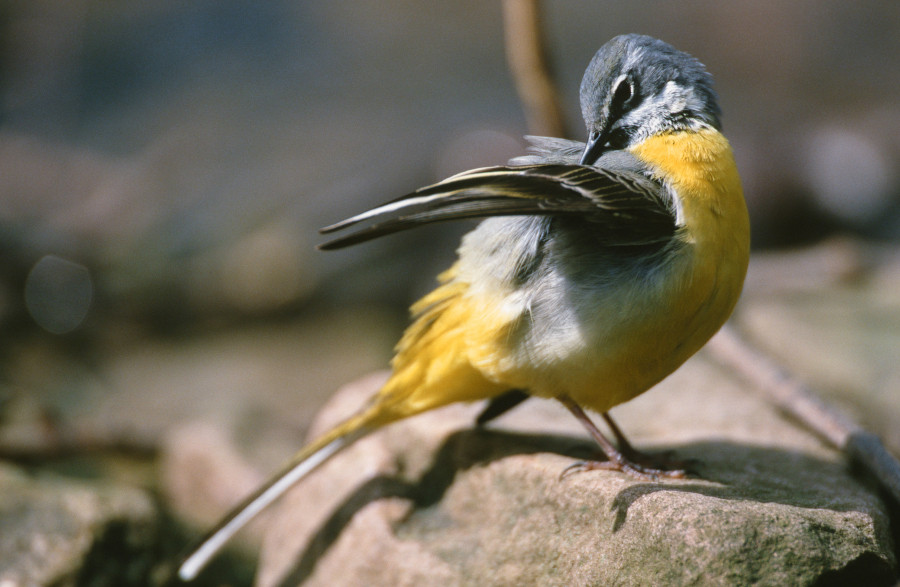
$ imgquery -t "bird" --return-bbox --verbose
[177,33,750,581]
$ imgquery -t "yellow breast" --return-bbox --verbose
[630,128,750,286]
[531,128,749,411]
[598,127,750,399]
[631,128,749,246]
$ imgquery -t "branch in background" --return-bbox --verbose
[501,0,568,138]
[708,325,900,504]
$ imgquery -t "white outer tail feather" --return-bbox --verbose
[177,428,368,581]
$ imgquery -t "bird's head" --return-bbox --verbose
[579,34,721,165]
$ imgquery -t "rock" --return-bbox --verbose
[160,422,267,542]
[0,463,160,586]
[255,357,896,586]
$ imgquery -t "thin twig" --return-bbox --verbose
[708,325,900,504]
[501,0,568,138]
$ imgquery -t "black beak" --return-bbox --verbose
[580,129,609,166]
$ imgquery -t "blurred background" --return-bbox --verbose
[1,0,899,581]
[4,0,900,332]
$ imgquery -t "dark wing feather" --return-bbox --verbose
[318,164,675,250]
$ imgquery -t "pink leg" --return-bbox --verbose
[600,412,693,471]
[558,395,687,480]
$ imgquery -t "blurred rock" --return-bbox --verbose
[160,421,267,552]
[254,356,895,585]
[0,463,160,586]
[3,305,396,459]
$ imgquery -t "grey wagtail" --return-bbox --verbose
[178,34,749,581]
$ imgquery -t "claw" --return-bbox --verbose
[559,461,589,480]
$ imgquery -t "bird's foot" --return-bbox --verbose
[559,454,689,482]
[618,446,699,475]
[555,396,697,482]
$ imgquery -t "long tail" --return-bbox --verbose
[176,409,380,582]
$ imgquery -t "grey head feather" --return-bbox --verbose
[579,34,721,152]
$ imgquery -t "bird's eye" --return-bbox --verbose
[612,77,633,107]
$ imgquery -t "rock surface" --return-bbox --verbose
[0,464,160,586]
[255,359,896,586]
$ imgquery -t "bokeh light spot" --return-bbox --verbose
[24,255,93,334]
